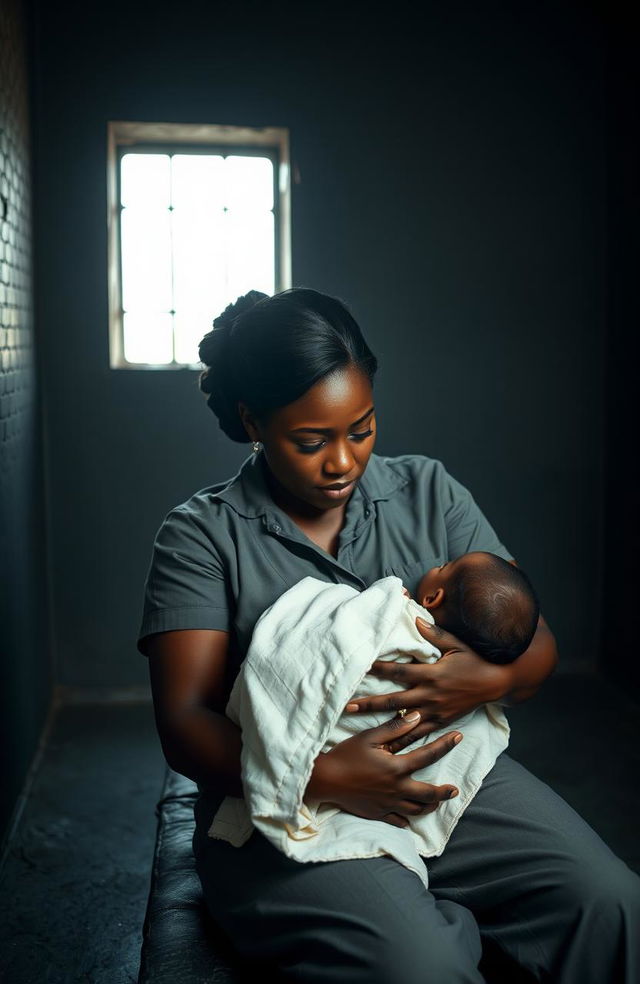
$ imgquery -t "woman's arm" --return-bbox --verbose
[145,627,244,798]
[498,612,558,705]
[500,560,559,703]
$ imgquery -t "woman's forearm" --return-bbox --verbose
[501,616,559,705]
[159,706,244,798]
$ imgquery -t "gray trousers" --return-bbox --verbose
[192,754,640,983]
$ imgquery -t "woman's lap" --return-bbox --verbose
[193,812,484,983]
[192,753,640,983]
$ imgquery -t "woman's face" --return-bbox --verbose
[242,363,377,516]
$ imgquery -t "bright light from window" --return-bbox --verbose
[119,152,276,366]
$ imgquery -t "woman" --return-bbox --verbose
[137,288,639,983]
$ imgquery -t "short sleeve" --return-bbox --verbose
[440,468,514,564]
[136,507,231,656]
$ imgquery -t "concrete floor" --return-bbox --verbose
[0,702,165,984]
[0,673,638,984]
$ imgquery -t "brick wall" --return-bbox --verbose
[0,0,52,844]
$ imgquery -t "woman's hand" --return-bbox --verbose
[306,711,463,828]
[343,619,512,754]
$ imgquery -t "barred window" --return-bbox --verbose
[107,121,291,369]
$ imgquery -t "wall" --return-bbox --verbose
[0,0,52,840]
[602,5,639,688]
[30,0,606,685]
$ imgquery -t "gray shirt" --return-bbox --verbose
[137,450,513,701]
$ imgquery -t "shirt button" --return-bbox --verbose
[271,523,281,534]
[364,508,371,518]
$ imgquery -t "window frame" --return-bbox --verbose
[106,120,292,370]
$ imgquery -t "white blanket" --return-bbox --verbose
[208,575,509,889]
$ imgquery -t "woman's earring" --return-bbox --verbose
[252,441,261,454]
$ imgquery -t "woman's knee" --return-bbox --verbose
[373,945,483,984]
[327,906,484,984]
[363,898,483,984]
[552,854,640,928]
[579,859,640,921]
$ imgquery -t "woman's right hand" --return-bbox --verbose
[306,712,462,829]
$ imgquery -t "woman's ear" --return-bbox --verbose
[238,402,260,443]
[420,586,445,612]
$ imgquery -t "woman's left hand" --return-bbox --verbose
[343,618,513,754]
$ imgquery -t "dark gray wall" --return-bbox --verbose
[603,5,639,690]
[0,0,52,840]
[31,0,607,686]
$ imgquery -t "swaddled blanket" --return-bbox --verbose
[208,575,509,889]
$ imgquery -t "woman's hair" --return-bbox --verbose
[198,287,378,442]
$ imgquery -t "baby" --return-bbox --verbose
[208,551,540,889]
[404,550,539,665]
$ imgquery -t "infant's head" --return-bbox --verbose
[416,552,539,665]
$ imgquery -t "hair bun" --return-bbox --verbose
[212,289,268,332]
[198,290,269,441]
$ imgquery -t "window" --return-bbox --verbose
[107,121,291,369]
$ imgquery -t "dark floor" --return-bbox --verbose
[0,701,165,984]
[0,673,638,984]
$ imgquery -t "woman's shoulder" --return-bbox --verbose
[364,452,467,511]
[366,451,450,487]
[152,466,249,550]
[167,477,237,518]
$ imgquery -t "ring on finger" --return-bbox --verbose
[397,708,408,718]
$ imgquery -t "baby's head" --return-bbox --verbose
[416,552,539,665]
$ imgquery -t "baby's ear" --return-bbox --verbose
[422,586,445,611]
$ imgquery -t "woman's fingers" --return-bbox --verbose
[401,783,459,807]
[322,717,461,826]
[415,617,463,655]
[382,792,455,828]
[395,729,463,773]
[345,662,427,714]
[363,709,423,747]
[382,813,410,829]
[384,788,459,828]
[397,791,457,813]
[384,721,438,754]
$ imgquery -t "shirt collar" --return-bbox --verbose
[210,449,408,519]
